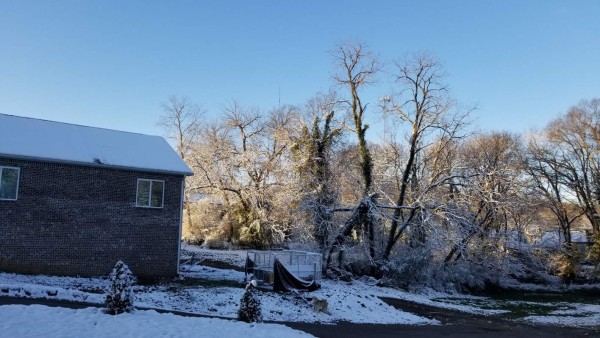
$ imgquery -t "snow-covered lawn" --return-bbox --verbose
[181,243,248,267]
[146,266,437,324]
[0,305,314,338]
[1,246,600,328]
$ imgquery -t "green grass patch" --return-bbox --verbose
[433,289,600,320]
[488,289,600,305]
[432,297,568,319]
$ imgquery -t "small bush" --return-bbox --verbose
[552,245,580,284]
[182,201,224,245]
[238,280,262,323]
[380,245,434,290]
[105,260,136,315]
[204,237,231,250]
[587,233,600,278]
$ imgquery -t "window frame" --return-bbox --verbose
[136,178,165,209]
[0,166,20,201]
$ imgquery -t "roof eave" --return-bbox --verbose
[0,153,194,177]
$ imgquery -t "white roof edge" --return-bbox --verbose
[0,113,152,136]
[0,153,193,176]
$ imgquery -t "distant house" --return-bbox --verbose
[0,114,193,277]
[537,230,593,252]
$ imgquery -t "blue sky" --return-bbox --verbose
[1,1,599,139]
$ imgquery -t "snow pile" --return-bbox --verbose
[0,305,313,338]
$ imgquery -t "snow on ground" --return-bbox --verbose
[373,284,507,316]
[180,264,246,281]
[0,266,436,325]
[0,272,106,304]
[523,303,600,327]
[2,247,600,328]
[181,243,248,267]
[0,305,314,338]
[138,265,436,324]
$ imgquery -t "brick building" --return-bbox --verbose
[0,114,193,277]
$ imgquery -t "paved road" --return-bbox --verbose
[285,321,598,338]
[1,296,598,337]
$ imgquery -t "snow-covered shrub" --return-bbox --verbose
[500,247,556,285]
[380,245,434,291]
[437,260,491,292]
[238,280,262,323]
[105,260,136,315]
[381,237,541,293]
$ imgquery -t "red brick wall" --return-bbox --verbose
[0,157,184,277]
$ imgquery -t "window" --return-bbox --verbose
[0,166,20,201]
[136,179,164,208]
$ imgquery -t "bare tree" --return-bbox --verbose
[380,53,470,260]
[526,135,585,246]
[326,42,380,266]
[543,99,600,234]
[158,96,203,159]
[157,95,203,231]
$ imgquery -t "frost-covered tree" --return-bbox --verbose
[380,53,470,260]
[105,260,136,315]
[238,280,262,323]
[291,91,343,249]
[188,103,296,247]
[444,132,525,263]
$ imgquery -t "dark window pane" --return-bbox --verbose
[0,168,19,200]
[150,181,164,207]
[137,180,150,206]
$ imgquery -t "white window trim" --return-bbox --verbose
[136,178,165,208]
[0,166,20,201]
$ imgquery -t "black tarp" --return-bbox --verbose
[272,258,320,292]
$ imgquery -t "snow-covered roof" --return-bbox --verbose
[537,230,590,248]
[0,114,193,176]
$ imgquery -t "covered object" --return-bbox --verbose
[245,250,322,292]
